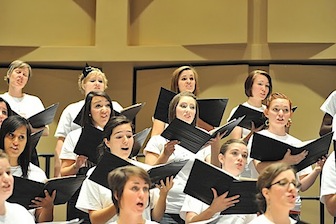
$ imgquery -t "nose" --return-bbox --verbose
[122,135,128,143]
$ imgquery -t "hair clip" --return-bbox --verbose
[82,63,93,77]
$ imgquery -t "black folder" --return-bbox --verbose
[161,116,244,154]
[30,129,44,150]
[184,159,258,214]
[114,102,146,121]
[153,87,176,123]
[89,151,187,189]
[153,87,228,127]
[220,181,258,214]
[250,132,333,171]
[197,98,228,127]
[228,104,266,130]
[8,175,86,210]
[27,103,59,128]
[130,127,152,158]
[73,125,104,164]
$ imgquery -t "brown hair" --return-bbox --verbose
[108,165,151,214]
[168,91,198,126]
[256,162,297,213]
[244,70,272,98]
[220,139,247,155]
[170,66,199,96]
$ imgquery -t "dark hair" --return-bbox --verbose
[108,165,151,214]
[0,97,13,117]
[170,66,199,96]
[220,139,247,155]
[168,91,198,126]
[97,115,133,162]
[244,70,272,98]
[256,162,297,213]
[0,115,31,178]
[81,91,114,126]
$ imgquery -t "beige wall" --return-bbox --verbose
[1,0,335,222]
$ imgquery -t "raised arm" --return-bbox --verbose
[151,176,174,222]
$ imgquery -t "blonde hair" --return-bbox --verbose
[5,60,32,83]
[77,67,108,94]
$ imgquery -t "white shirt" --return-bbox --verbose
[1,92,45,118]
[320,90,336,117]
[248,214,297,224]
[0,201,35,224]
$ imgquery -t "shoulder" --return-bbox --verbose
[28,163,47,181]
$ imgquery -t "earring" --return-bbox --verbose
[265,119,269,127]
[89,113,91,117]
[285,118,292,128]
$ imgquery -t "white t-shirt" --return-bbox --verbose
[54,100,123,138]
[180,195,256,223]
[144,134,211,214]
[248,214,297,224]
[248,129,312,212]
[1,92,45,118]
[59,128,82,162]
[0,201,35,224]
[320,151,336,204]
[76,160,156,223]
[320,90,336,117]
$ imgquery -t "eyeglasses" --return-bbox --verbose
[268,178,301,190]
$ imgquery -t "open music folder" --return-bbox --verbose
[184,159,258,214]
[153,87,228,127]
[161,116,244,154]
[114,102,146,121]
[89,151,187,189]
[228,104,266,130]
[250,132,333,171]
[27,103,59,128]
[8,175,86,210]
[73,124,104,164]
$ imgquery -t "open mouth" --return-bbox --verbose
[121,147,129,151]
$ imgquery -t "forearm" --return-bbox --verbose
[319,125,332,136]
[60,162,79,176]
[35,206,54,223]
[300,170,320,192]
[54,138,64,177]
[186,208,217,224]
[255,160,276,174]
[89,205,117,224]
[151,193,168,222]
[210,145,221,168]
[153,153,170,165]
